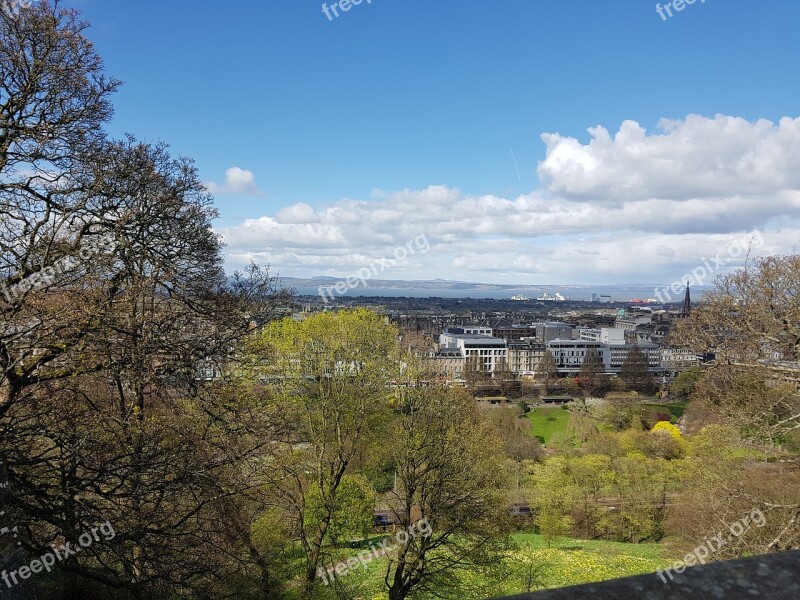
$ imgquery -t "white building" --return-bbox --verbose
[545,339,662,375]
[607,344,661,372]
[579,328,626,345]
[439,332,508,373]
[546,340,608,375]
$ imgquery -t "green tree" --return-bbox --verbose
[529,457,578,546]
[670,366,704,398]
[251,309,398,598]
[384,385,512,600]
[305,474,376,547]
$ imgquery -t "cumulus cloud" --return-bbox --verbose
[206,167,264,196]
[217,114,800,284]
[537,114,800,202]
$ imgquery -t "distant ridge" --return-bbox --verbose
[266,276,709,301]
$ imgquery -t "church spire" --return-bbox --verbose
[681,281,691,317]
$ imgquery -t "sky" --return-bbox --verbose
[68,0,800,286]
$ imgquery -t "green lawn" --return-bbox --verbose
[527,406,571,444]
[305,532,670,599]
[489,534,670,596]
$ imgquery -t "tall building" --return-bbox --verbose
[681,282,691,318]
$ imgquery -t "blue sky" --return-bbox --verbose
[70,0,800,286]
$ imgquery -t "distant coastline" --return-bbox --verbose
[272,276,710,302]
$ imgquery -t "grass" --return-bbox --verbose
[527,406,571,444]
[307,532,671,599]
[489,534,671,596]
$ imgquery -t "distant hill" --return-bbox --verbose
[268,276,709,301]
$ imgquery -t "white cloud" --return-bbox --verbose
[217,114,800,284]
[206,167,264,196]
[538,114,800,202]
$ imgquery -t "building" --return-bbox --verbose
[607,343,661,372]
[546,339,608,375]
[545,339,662,375]
[535,322,576,342]
[444,326,493,337]
[423,350,466,380]
[492,325,539,341]
[579,327,626,344]
[507,340,546,375]
[660,347,700,369]
[439,332,508,374]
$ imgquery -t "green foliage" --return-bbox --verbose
[305,474,376,546]
[567,412,599,444]
[536,512,574,547]
[671,367,704,398]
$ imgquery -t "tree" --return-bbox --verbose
[250,309,398,598]
[481,405,543,461]
[596,394,642,431]
[620,346,655,394]
[305,474,376,547]
[1,4,291,596]
[670,366,704,398]
[529,457,577,546]
[673,254,800,443]
[578,348,605,397]
[690,364,799,446]
[383,385,511,600]
[535,351,560,393]
[464,354,490,389]
[668,430,800,560]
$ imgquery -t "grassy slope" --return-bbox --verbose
[310,533,670,599]
[526,407,571,444]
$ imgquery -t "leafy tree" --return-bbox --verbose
[601,453,672,543]
[690,364,799,446]
[251,309,398,598]
[568,454,614,539]
[383,385,512,600]
[667,436,800,560]
[596,395,642,431]
[464,354,490,389]
[670,366,704,398]
[481,405,543,461]
[673,254,800,444]
[529,457,578,545]
[305,474,376,547]
[567,412,599,444]
[1,5,292,594]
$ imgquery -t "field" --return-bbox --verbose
[311,533,670,599]
[526,406,571,444]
